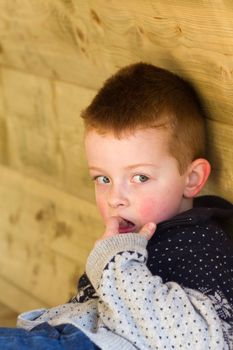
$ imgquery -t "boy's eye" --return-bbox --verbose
[133,175,149,183]
[93,176,110,184]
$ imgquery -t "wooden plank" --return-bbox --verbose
[0,301,18,327]
[0,0,233,125]
[0,164,104,312]
[0,67,8,165]
[0,277,47,316]
[1,67,96,204]
[203,119,233,202]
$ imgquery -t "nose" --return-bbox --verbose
[107,185,129,209]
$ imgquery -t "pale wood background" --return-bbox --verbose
[0,302,17,327]
[0,0,233,314]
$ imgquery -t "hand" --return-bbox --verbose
[95,217,156,245]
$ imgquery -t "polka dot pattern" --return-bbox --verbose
[17,196,233,349]
[147,221,233,307]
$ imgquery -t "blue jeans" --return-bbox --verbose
[0,323,100,350]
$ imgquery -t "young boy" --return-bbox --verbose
[5,63,233,349]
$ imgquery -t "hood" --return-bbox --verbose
[150,195,233,243]
[193,195,233,220]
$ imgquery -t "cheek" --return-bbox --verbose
[138,197,158,222]
[95,192,108,219]
[138,187,184,224]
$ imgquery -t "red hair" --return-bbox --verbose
[81,63,207,174]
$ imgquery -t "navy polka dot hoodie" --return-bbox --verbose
[18,196,233,349]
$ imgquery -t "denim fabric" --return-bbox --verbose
[0,323,100,350]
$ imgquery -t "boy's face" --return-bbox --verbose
[85,128,191,233]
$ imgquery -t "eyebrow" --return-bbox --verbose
[89,163,156,171]
[125,163,156,170]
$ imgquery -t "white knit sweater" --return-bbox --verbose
[17,233,232,349]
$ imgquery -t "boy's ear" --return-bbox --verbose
[184,158,211,198]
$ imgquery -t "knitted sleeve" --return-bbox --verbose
[17,274,99,331]
[69,273,98,303]
[86,233,231,350]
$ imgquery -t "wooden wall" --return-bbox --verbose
[0,0,233,313]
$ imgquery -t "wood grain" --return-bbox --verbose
[0,165,104,312]
[0,67,96,204]
[0,0,233,125]
[0,301,17,327]
[0,0,233,312]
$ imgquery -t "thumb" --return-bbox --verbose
[102,216,120,239]
[139,222,156,240]
[95,216,120,247]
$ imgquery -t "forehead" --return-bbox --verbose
[85,127,168,145]
[84,128,171,165]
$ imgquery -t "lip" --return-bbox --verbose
[118,217,137,234]
[119,225,137,233]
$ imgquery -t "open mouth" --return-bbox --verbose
[119,218,136,233]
